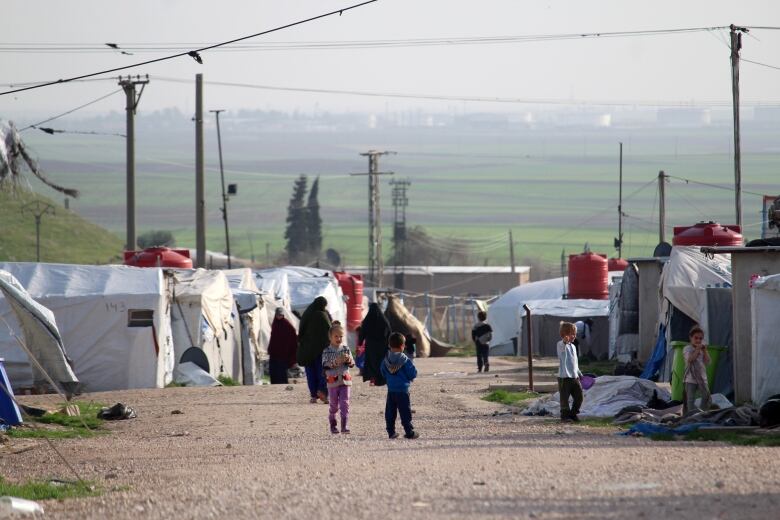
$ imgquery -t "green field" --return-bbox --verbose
[15,122,780,270]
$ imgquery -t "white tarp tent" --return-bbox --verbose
[0,269,78,395]
[224,268,271,385]
[751,273,780,404]
[660,246,732,338]
[170,269,240,381]
[0,263,173,391]
[254,267,346,325]
[488,276,568,352]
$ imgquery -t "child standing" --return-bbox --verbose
[557,321,583,422]
[381,332,419,439]
[683,325,711,413]
[471,310,493,373]
[322,322,355,434]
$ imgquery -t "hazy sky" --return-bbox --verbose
[2,0,779,117]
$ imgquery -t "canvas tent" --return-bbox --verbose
[750,273,780,404]
[0,269,78,395]
[254,267,346,325]
[489,276,568,354]
[0,262,173,391]
[223,268,272,385]
[169,269,240,382]
[518,299,611,358]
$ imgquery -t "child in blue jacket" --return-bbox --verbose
[380,332,419,439]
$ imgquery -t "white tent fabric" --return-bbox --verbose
[0,263,173,391]
[525,376,671,418]
[224,268,271,385]
[521,299,610,317]
[170,269,240,381]
[489,276,568,348]
[253,269,291,308]
[660,246,732,335]
[751,274,780,404]
[0,270,78,393]
[255,267,346,325]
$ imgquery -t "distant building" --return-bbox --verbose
[346,265,530,296]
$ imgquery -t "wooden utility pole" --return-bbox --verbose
[21,201,55,262]
[118,75,149,252]
[210,109,231,269]
[658,170,667,244]
[617,142,624,258]
[195,74,206,268]
[508,229,516,273]
[730,24,748,228]
[351,150,395,287]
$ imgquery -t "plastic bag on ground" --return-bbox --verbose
[173,361,222,387]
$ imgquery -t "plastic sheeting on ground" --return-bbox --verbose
[751,273,780,404]
[524,375,671,418]
[173,361,221,387]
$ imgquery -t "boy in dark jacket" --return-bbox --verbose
[380,332,419,439]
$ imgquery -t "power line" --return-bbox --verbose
[19,89,123,131]
[666,174,766,197]
[153,76,780,107]
[0,0,378,97]
[742,58,780,71]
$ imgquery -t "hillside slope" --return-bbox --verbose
[0,187,123,264]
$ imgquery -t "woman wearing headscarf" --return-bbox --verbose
[359,302,392,386]
[297,296,332,403]
[267,307,298,385]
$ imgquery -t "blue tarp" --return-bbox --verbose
[620,421,710,437]
[640,324,666,380]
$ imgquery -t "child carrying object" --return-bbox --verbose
[557,321,583,422]
[683,325,711,414]
[381,332,419,439]
[322,321,355,434]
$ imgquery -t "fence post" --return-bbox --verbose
[522,304,534,392]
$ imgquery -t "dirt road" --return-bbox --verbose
[4,356,780,519]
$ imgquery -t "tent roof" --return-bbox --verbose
[522,298,610,317]
[0,262,164,297]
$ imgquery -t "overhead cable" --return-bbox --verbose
[0,0,378,97]
[19,89,123,131]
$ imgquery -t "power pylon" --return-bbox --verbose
[390,178,411,289]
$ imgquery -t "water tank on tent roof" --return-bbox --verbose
[608,257,629,272]
[124,247,193,268]
[568,248,608,300]
[672,221,743,247]
[334,271,364,331]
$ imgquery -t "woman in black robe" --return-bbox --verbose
[359,302,391,386]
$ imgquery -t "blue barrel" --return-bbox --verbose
[0,358,23,426]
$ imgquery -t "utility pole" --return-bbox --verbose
[21,201,55,262]
[210,109,231,269]
[508,229,516,273]
[351,150,395,287]
[195,74,206,268]
[390,178,411,289]
[730,24,748,228]
[658,170,667,244]
[617,142,624,258]
[118,75,149,251]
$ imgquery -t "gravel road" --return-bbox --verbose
[3,356,780,519]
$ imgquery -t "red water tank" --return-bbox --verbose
[334,271,364,331]
[608,257,629,272]
[124,247,193,268]
[672,221,743,247]
[568,251,609,300]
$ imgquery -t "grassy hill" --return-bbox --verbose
[0,186,123,264]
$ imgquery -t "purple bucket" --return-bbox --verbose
[580,375,595,390]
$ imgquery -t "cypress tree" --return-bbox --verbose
[284,174,308,263]
[306,176,322,259]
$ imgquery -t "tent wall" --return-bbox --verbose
[752,274,780,404]
[519,315,609,358]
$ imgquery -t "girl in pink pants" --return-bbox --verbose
[321,322,354,434]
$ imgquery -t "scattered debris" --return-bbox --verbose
[0,496,45,516]
[59,404,80,417]
[167,431,190,437]
[170,410,183,415]
[98,403,137,420]
[285,386,294,391]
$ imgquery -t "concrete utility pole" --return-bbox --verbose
[390,178,411,289]
[118,75,149,251]
[658,170,667,244]
[210,109,231,269]
[730,24,748,228]
[508,229,516,273]
[21,201,55,262]
[617,142,624,258]
[351,150,395,287]
[195,74,206,268]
